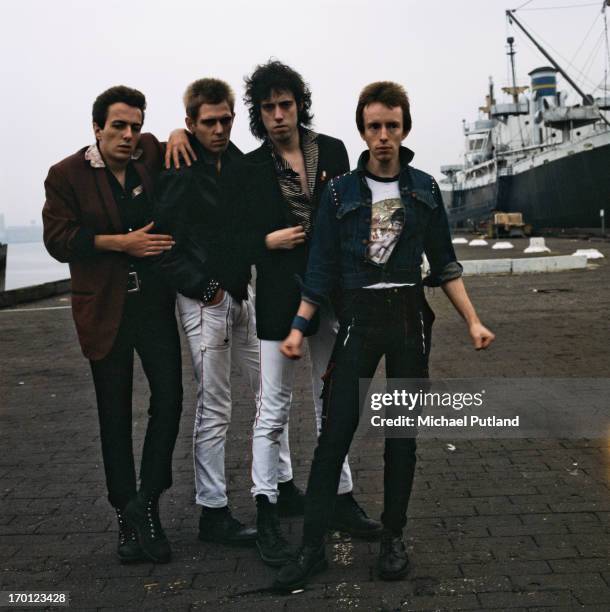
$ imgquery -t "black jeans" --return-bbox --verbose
[303,285,434,545]
[89,286,183,509]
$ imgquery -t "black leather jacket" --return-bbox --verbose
[151,136,250,301]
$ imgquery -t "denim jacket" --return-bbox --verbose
[300,146,463,305]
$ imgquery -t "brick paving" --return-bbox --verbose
[1,237,609,611]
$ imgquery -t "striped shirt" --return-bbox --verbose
[268,128,319,237]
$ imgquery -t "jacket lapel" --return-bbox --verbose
[313,137,328,202]
[251,146,287,222]
[133,160,155,205]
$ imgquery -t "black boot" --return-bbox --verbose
[115,508,143,564]
[377,528,409,580]
[198,506,257,546]
[277,479,305,517]
[124,491,171,564]
[255,495,293,567]
[273,543,327,593]
[330,492,383,540]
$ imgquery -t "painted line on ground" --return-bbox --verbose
[0,305,72,313]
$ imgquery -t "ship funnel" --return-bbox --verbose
[529,67,557,100]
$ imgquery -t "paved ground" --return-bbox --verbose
[1,237,609,611]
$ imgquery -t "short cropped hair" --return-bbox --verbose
[356,81,412,134]
[183,78,235,120]
[243,60,313,140]
[92,85,146,128]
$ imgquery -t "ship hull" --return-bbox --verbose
[442,141,610,229]
[0,243,6,292]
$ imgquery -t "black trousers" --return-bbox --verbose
[89,287,183,509]
[303,286,434,545]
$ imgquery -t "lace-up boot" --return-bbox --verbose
[198,506,257,546]
[115,508,143,563]
[377,528,409,580]
[124,491,171,563]
[255,495,293,566]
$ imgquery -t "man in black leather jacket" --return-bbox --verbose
[153,78,265,547]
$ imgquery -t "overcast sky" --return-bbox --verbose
[0,0,607,226]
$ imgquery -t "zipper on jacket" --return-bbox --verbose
[343,317,355,347]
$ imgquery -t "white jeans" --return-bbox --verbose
[178,288,292,508]
[251,305,353,502]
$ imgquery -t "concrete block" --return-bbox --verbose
[572,248,604,260]
[524,237,551,253]
[512,255,587,273]
[462,259,512,275]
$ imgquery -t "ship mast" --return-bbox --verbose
[507,37,519,104]
[506,9,593,106]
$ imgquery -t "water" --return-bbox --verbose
[3,242,69,291]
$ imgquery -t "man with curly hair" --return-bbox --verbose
[224,60,383,567]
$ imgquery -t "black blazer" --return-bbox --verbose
[223,133,349,340]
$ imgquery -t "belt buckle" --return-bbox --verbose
[127,271,140,293]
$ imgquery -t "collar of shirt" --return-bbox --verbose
[356,145,415,176]
[189,135,241,169]
[105,163,141,198]
[266,127,319,195]
[266,127,318,168]
[84,142,143,168]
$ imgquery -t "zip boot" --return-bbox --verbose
[255,495,293,567]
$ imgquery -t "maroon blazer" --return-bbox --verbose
[42,133,164,360]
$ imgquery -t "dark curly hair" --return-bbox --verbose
[243,60,313,140]
[92,85,146,128]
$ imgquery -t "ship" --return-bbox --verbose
[439,4,610,231]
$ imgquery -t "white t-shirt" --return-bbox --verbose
[363,172,414,290]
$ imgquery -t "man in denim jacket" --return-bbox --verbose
[275,81,495,590]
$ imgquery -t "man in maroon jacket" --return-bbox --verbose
[43,86,183,564]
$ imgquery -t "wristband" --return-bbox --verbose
[291,315,310,334]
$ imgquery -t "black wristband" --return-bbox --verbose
[291,315,309,334]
